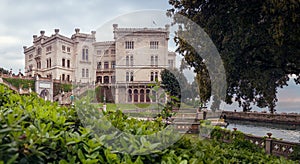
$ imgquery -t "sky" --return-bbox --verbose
[0,0,299,112]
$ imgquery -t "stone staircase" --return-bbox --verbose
[0,77,31,94]
[171,109,224,134]
[171,108,201,134]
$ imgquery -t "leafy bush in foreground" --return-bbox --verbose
[0,84,297,163]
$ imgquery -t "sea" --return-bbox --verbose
[221,102,300,143]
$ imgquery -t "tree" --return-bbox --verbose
[0,67,9,74]
[168,0,300,113]
[160,68,193,104]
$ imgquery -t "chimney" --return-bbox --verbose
[165,24,170,30]
[23,46,27,51]
[54,29,59,35]
[75,28,80,34]
[91,30,96,37]
[40,30,45,36]
[113,24,118,30]
[113,24,118,40]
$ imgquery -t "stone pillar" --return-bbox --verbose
[265,138,273,154]
[138,89,140,103]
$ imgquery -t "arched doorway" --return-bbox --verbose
[39,89,50,101]
[140,89,145,103]
[128,89,132,103]
[104,76,109,83]
[146,89,151,102]
[133,89,138,103]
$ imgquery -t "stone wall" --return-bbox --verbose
[221,111,300,125]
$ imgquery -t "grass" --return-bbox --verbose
[96,103,160,111]
[93,102,196,114]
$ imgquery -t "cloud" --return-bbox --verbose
[0,0,172,74]
[0,36,21,46]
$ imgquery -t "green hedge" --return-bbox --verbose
[0,84,297,163]
[53,82,72,96]
[2,78,35,91]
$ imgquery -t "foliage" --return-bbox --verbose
[160,69,181,100]
[168,0,300,113]
[0,68,9,74]
[95,86,103,102]
[290,144,300,160]
[53,82,72,96]
[161,68,198,105]
[2,77,35,91]
[148,80,179,119]
[0,84,297,163]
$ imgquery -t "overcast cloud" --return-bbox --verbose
[0,0,299,109]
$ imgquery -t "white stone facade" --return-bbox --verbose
[23,24,176,103]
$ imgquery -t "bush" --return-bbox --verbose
[0,84,296,163]
[2,78,35,90]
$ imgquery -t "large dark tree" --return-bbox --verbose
[168,0,300,113]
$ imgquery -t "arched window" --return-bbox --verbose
[37,47,41,55]
[134,89,138,103]
[82,68,85,77]
[146,89,151,102]
[128,89,132,103]
[62,58,65,67]
[86,69,89,77]
[104,76,109,83]
[82,47,89,61]
[140,89,145,103]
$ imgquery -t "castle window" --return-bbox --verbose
[168,60,174,68]
[126,56,129,66]
[111,49,116,54]
[82,68,85,77]
[130,55,133,66]
[62,58,65,67]
[104,50,109,55]
[151,55,158,66]
[67,60,70,68]
[85,49,88,60]
[67,47,71,53]
[125,41,134,49]
[46,58,51,68]
[111,61,115,68]
[86,69,89,77]
[155,72,158,80]
[97,62,101,69]
[82,47,89,61]
[126,72,129,81]
[62,45,66,52]
[37,47,42,55]
[29,65,33,71]
[126,55,133,66]
[150,41,159,49]
[37,61,41,69]
[150,71,159,81]
[46,46,52,52]
[125,71,134,81]
[104,61,109,69]
[130,72,134,81]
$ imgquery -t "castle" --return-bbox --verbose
[23,24,176,103]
